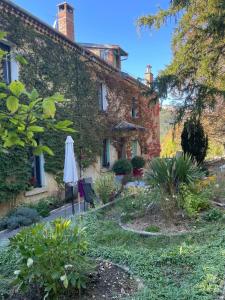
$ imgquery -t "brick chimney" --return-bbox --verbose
[145,65,153,86]
[57,2,75,41]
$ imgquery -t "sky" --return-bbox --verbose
[12,0,175,81]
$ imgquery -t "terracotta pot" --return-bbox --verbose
[133,168,143,177]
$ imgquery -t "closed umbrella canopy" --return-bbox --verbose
[63,136,78,185]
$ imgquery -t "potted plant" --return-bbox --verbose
[131,156,145,178]
[112,159,132,183]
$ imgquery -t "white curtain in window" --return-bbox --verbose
[11,54,19,81]
[102,84,108,111]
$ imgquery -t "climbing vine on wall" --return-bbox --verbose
[0,11,104,201]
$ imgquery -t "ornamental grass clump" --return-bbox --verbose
[11,218,93,299]
[146,155,205,195]
[94,172,121,204]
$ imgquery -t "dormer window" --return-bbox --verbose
[100,49,108,61]
[99,83,108,111]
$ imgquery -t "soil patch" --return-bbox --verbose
[125,210,192,234]
[8,261,139,300]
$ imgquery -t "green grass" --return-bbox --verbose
[1,194,225,299]
[83,207,225,299]
[145,225,161,233]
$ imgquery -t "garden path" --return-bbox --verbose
[0,202,84,247]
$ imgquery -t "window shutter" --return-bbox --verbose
[11,54,19,81]
[106,139,110,165]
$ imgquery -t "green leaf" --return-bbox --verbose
[0,93,7,99]
[0,31,7,40]
[6,96,19,113]
[0,82,7,90]
[15,54,28,65]
[29,89,39,101]
[9,81,25,97]
[43,99,56,118]
[52,92,64,102]
[28,126,44,133]
[33,145,54,156]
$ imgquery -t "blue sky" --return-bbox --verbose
[12,0,174,80]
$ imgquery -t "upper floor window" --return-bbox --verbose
[131,97,138,118]
[0,42,19,84]
[100,49,108,61]
[99,83,108,111]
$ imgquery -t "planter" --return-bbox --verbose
[115,174,125,183]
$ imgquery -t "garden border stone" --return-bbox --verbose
[119,223,191,237]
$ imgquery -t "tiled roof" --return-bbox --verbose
[113,121,145,131]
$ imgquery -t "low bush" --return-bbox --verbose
[11,218,93,299]
[94,173,121,204]
[131,156,145,169]
[179,184,210,218]
[203,208,224,222]
[112,159,132,175]
[28,199,51,217]
[3,207,40,230]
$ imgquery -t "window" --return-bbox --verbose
[99,83,108,111]
[102,139,110,168]
[0,42,11,84]
[131,97,138,118]
[100,49,108,61]
[29,150,45,188]
[131,140,138,158]
[0,42,19,84]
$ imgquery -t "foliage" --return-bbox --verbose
[82,209,225,300]
[27,199,51,217]
[181,118,208,163]
[112,159,132,175]
[203,208,224,222]
[138,0,225,119]
[0,146,31,203]
[146,156,205,195]
[2,207,40,230]
[131,156,145,169]
[10,218,92,299]
[179,184,211,218]
[94,173,121,204]
[0,33,73,152]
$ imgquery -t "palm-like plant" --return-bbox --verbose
[146,156,205,195]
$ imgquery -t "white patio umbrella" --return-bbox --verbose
[63,136,79,214]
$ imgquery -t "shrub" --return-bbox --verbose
[131,156,145,169]
[94,173,121,204]
[112,159,132,175]
[11,218,93,299]
[179,184,210,218]
[146,155,205,195]
[28,199,51,217]
[181,118,208,163]
[6,207,40,230]
[203,208,224,222]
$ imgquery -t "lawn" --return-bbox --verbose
[1,194,225,299]
[82,197,225,300]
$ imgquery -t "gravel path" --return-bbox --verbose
[0,201,84,247]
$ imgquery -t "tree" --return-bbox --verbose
[138,0,225,120]
[0,32,73,153]
[181,118,208,163]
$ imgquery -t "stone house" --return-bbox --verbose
[0,0,160,215]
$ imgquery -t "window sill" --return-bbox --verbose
[25,187,48,197]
